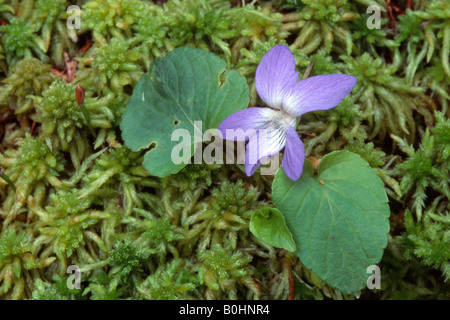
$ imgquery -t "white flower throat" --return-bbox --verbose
[267,110,297,131]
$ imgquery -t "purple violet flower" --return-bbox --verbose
[218,45,357,181]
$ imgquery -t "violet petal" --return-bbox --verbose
[281,126,305,181]
[282,74,357,117]
[218,107,279,141]
[245,126,287,176]
[255,45,299,110]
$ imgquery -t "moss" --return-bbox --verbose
[138,259,198,300]
[81,38,143,101]
[0,0,448,301]
[32,190,109,267]
[106,239,153,280]
[198,244,255,299]
[82,0,151,42]
[0,227,55,298]
[0,133,65,224]
[341,52,432,143]
[433,111,450,160]
[0,57,56,114]
[37,79,86,145]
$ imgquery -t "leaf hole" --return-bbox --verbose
[173,120,179,126]
[123,85,133,96]
[218,70,226,88]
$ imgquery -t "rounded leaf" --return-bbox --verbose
[250,207,296,252]
[272,151,390,294]
[120,47,249,177]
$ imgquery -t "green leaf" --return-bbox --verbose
[120,47,249,177]
[272,150,390,294]
[250,207,296,252]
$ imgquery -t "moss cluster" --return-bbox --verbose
[0,0,448,300]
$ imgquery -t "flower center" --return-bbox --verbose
[269,110,296,130]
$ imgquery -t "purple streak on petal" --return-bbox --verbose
[218,107,279,141]
[255,45,299,110]
[245,127,287,176]
[245,158,263,177]
[282,74,357,117]
[281,126,305,181]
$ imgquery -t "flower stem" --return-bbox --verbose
[302,61,315,80]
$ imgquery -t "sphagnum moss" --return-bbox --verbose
[0,0,449,300]
[0,57,56,115]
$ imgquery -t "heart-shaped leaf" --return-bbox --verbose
[272,150,390,294]
[250,207,296,252]
[120,47,249,177]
